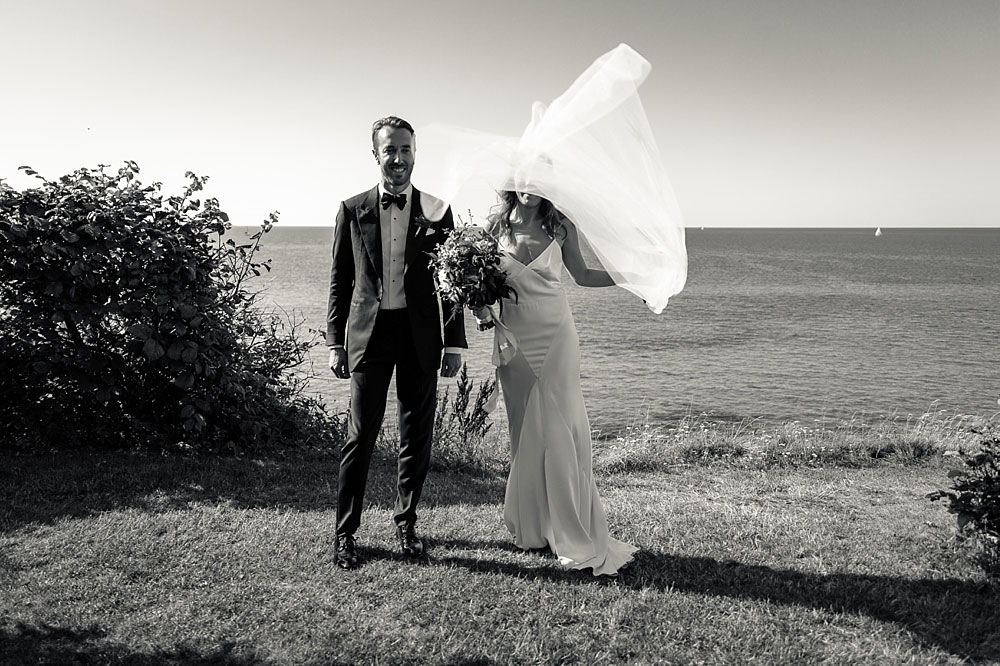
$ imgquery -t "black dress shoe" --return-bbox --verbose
[335,534,359,570]
[396,523,424,558]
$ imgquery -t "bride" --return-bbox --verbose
[419,44,687,576]
[479,190,635,576]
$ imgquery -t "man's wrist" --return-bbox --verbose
[443,347,463,356]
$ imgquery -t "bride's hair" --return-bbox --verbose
[487,191,566,244]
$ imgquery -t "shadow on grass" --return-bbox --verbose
[0,450,505,533]
[0,619,500,666]
[329,539,528,573]
[630,550,999,662]
[0,620,284,666]
[435,546,1000,663]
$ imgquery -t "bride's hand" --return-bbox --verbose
[471,305,495,330]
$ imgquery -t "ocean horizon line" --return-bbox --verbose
[230,224,1000,230]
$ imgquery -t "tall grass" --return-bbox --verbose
[594,406,997,475]
[370,365,508,475]
[207,365,994,481]
[356,372,996,477]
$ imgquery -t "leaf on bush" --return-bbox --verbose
[142,338,165,361]
[177,303,199,320]
[182,412,206,432]
[167,341,185,360]
[127,323,153,340]
[45,282,63,296]
[172,372,195,390]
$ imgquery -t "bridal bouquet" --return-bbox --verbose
[429,225,515,329]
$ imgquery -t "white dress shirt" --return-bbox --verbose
[379,184,410,311]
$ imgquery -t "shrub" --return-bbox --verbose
[0,163,342,454]
[929,427,1000,578]
[431,364,501,473]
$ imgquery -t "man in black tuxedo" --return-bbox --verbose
[327,116,466,570]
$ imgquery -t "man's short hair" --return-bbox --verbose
[371,116,415,148]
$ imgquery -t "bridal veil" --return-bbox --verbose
[415,43,687,313]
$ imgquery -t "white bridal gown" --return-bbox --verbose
[494,237,637,576]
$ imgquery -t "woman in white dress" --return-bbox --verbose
[421,43,688,575]
[479,190,637,576]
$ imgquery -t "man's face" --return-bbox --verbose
[373,126,415,192]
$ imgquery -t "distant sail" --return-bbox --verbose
[875,227,882,237]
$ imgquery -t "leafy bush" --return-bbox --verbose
[929,427,1000,578]
[0,163,342,454]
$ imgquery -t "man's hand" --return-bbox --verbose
[440,352,462,378]
[329,347,350,379]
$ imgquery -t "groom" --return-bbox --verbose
[327,116,466,570]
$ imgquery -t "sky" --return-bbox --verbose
[2,0,997,228]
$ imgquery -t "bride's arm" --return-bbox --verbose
[560,218,616,288]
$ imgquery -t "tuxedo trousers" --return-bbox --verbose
[337,309,438,537]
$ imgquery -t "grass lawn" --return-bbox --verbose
[2,444,998,665]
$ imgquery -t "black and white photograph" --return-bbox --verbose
[1,0,998,663]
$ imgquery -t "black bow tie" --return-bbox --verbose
[380,192,407,210]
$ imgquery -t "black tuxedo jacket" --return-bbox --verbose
[327,186,467,373]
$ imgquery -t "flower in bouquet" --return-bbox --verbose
[428,224,515,327]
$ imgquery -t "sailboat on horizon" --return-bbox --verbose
[875,226,882,237]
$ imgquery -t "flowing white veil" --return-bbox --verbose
[415,43,687,313]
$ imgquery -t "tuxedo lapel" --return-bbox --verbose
[356,187,381,277]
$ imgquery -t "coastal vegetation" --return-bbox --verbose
[0,164,338,455]
[929,427,1000,580]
